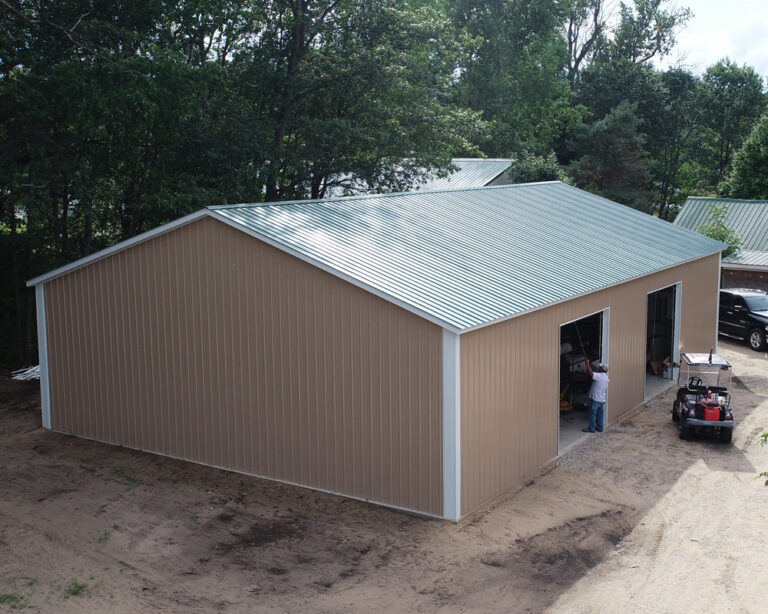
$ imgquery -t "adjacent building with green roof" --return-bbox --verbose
[674,197,768,291]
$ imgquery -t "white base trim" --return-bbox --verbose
[442,329,461,521]
[35,284,51,429]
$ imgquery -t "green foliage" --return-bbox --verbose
[699,59,766,187]
[0,593,28,610]
[612,0,691,64]
[63,582,87,598]
[2,0,768,369]
[695,205,742,256]
[569,102,652,210]
[450,0,574,155]
[507,152,568,184]
[721,114,768,199]
[647,69,706,219]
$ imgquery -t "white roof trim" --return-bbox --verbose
[26,210,210,287]
[721,262,768,271]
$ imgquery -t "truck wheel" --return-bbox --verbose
[719,428,733,444]
[678,420,691,440]
[748,328,767,351]
[672,400,680,422]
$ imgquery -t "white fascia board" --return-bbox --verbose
[35,284,51,429]
[207,209,462,334]
[442,329,461,521]
[720,262,768,272]
[26,210,210,287]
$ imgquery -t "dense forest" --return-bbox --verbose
[2,0,767,367]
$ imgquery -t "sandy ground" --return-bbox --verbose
[1,339,767,613]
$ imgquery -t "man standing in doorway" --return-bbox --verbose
[583,359,609,433]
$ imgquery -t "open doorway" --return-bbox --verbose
[645,283,680,400]
[558,310,608,454]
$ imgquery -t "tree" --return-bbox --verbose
[569,101,652,209]
[612,0,691,64]
[563,0,607,84]
[721,114,768,199]
[694,205,742,257]
[699,59,766,187]
[0,0,485,367]
[450,0,575,156]
[507,152,568,183]
[648,69,704,219]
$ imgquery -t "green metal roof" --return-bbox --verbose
[209,182,724,332]
[418,158,513,191]
[674,197,768,263]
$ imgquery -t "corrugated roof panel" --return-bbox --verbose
[675,197,768,253]
[211,182,724,332]
[723,249,768,267]
[418,158,513,191]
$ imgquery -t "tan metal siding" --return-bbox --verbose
[44,216,443,516]
[460,254,720,515]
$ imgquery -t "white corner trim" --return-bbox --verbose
[35,284,51,429]
[601,307,611,365]
[442,329,461,521]
[715,252,722,352]
[26,210,210,287]
[673,281,683,379]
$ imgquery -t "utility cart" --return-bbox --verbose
[672,352,735,443]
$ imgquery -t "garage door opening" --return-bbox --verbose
[558,310,608,454]
[645,283,681,400]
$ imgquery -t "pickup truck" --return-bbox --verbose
[718,288,768,351]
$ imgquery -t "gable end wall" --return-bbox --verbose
[43,216,443,516]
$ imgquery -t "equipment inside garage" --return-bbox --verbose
[559,312,603,452]
[647,285,676,378]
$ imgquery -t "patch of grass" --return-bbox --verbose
[63,581,87,598]
[0,593,28,610]
[97,530,110,544]
[191,513,201,522]
[112,467,139,489]
[25,579,36,588]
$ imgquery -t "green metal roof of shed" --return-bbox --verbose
[209,182,724,332]
[674,197,768,264]
[418,158,512,191]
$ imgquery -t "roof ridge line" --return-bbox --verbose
[686,196,768,204]
[207,181,564,211]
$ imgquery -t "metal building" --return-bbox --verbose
[417,158,513,191]
[674,197,768,291]
[28,182,724,520]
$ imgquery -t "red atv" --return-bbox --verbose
[672,352,735,443]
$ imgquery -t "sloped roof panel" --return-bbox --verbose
[674,197,768,254]
[418,158,513,191]
[722,249,768,267]
[211,182,724,331]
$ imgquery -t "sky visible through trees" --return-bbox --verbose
[1,0,767,366]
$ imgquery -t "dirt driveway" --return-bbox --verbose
[1,340,767,613]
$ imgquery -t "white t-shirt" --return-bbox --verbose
[589,372,610,402]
